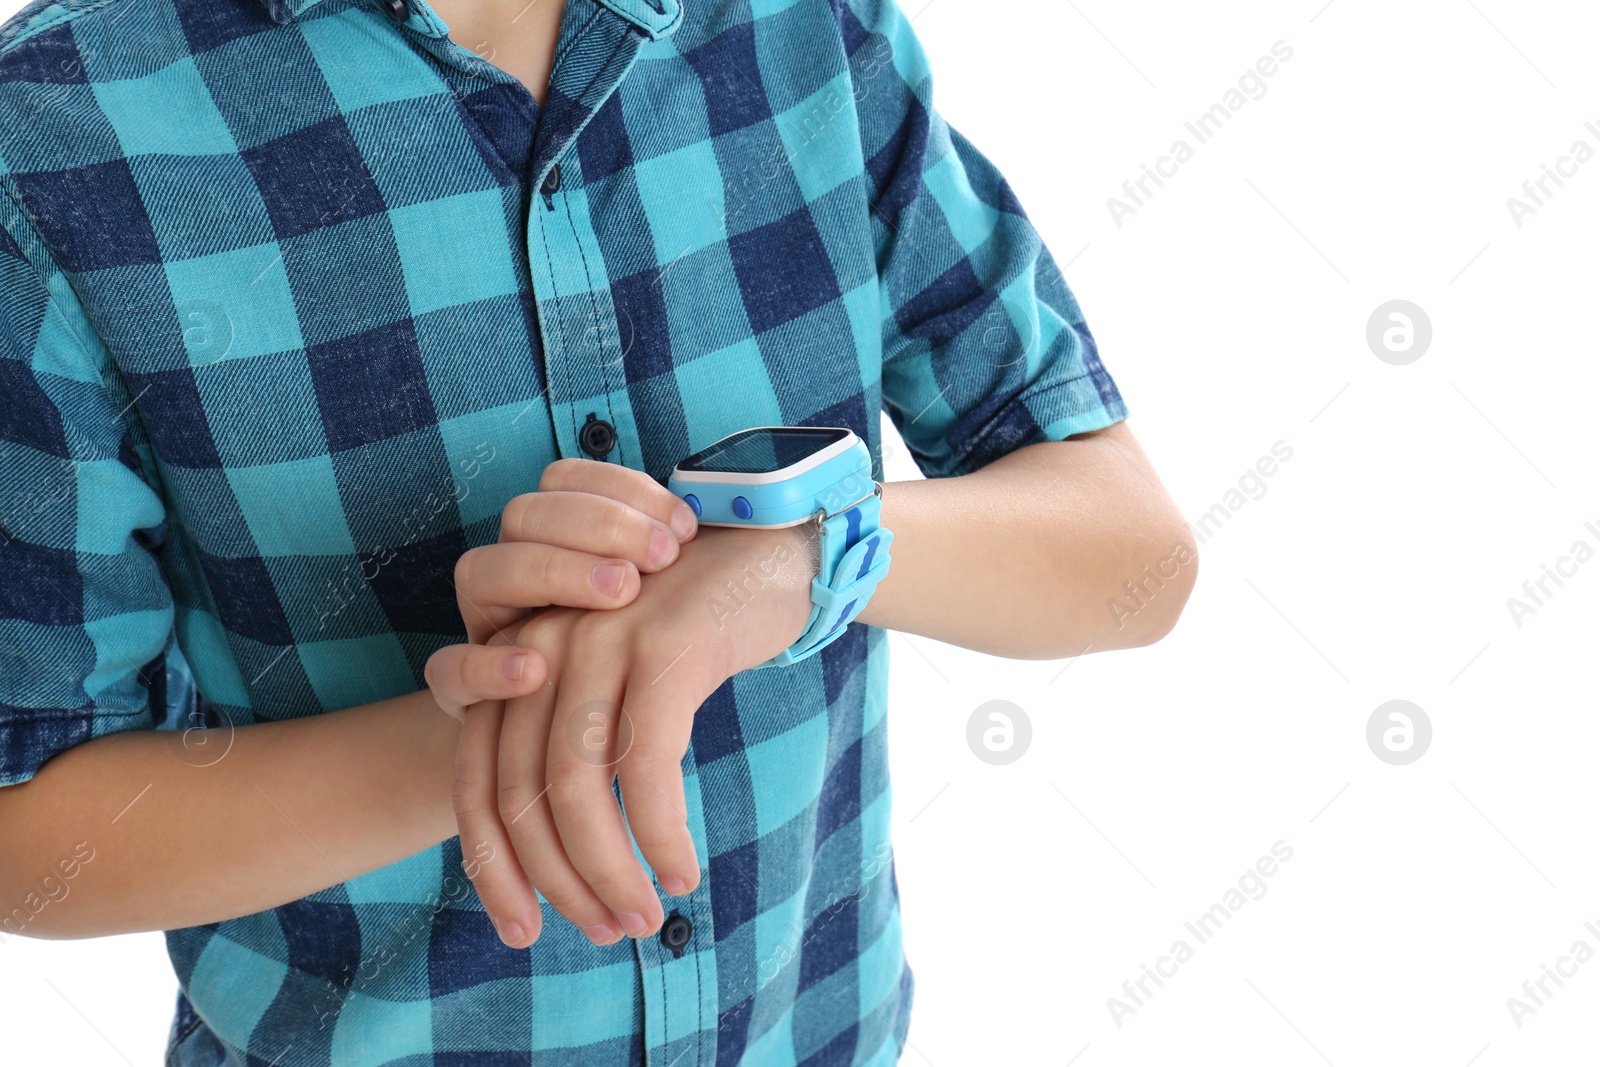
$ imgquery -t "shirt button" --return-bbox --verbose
[660,913,693,956]
[381,0,410,21]
[579,414,616,458]
[541,164,562,197]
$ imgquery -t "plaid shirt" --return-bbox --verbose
[0,0,1126,1061]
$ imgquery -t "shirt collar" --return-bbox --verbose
[257,0,682,42]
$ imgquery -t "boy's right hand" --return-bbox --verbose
[425,458,700,719]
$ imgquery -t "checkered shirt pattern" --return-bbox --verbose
[0,0,1128,1061]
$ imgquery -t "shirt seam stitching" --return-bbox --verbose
[591,0,681,40]
[535,12,640,186]
[658,946,669,1060]
[0,704,149,722]
[164,1012,206,1066]
[0,0,120,56]
[550,0,605,76]
[689,888,703,1063]
[0,182,176,516]
[531,192,581,454]
[559,181,620,455]
[540,24,641,460]
[950,371,1126,473]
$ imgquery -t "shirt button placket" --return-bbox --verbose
[636,896,711,1065]
[524,158,635,466]
[633,756,716,1064]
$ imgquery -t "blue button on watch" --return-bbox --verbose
[667,426,893,668]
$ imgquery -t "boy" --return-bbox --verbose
[0,0,1195,1062]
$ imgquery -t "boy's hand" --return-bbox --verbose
[451,523,819,949]
[426,459,699,719]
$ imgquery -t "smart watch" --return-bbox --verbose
[667,426,893,668]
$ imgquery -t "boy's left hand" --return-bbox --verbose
[442,520,819,948]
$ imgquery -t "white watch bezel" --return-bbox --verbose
[669,426,858,486]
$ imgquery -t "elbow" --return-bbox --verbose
[1137,523,1199,646]
[1101,521,1199,651]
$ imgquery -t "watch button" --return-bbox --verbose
[731,496,753,520]
[682,493,701,517]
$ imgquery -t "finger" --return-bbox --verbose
[502,490,686,574]
[454,542,641,644]
[453,699,543,949]
[496,679,626,947]
[533,457,699,543]
[425,643,549,722]
[544,649,665,939]
[614,656,706,899]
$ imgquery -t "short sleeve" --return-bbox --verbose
[0,189,174,786]
[837,0,1129,479]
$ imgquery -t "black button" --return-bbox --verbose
[660,914,692,955]
[541,164,562,197]
[382,0,410,21]
[579,414,616,458]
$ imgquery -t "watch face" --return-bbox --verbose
[678,427,849,475]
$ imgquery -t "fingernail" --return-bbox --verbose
[495,919,524,947]
[591,560,628,596]
[500,652,527,681]
[649,526,675,567]
[660,874,689,896]
[671,503,698,540]
[581,923,618,945]
[615,911,649,937]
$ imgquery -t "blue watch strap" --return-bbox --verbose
[754,490,892,669]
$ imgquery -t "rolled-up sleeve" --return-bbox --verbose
[838,0,1128,479]
[0,191,173,787]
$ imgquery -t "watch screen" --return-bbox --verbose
[679,427,849,475]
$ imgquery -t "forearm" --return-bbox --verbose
[0,688,461,939]
[869,422,1197,658]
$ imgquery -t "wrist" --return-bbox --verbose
[791,520,821,581]
[697,524,818,671]
[405,687,468,843]
[764,523,821,664]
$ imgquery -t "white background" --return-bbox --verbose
[4,0,1599,1064]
